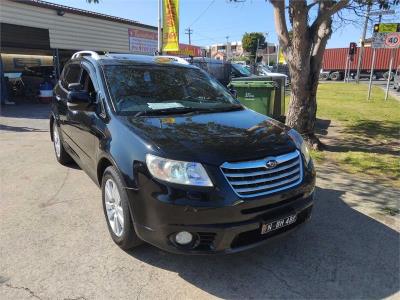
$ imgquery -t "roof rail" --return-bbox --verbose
[71,51,100,60]
[159,55,190,65]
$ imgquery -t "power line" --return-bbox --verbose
[188,0,216,28]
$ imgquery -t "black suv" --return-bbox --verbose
[50,52,315,254]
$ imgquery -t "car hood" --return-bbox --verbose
[120,109,296,166]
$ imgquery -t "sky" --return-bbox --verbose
[45,0,399,48]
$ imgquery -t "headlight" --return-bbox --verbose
[288,129,311,164]
[146,154,213,187]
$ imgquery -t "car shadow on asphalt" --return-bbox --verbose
[0,124,48,133]
[128,187,400,299]
[0,103,50,119]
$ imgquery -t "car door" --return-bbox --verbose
[55,63,82,156]
[66,63,106,177]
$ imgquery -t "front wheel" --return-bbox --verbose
[102,166,142,250]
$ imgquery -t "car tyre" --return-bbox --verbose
[52,122,72,165]
[319,72,329,81]
[383,71,394,81]
[329,72,341,81]
[102,166,143,250]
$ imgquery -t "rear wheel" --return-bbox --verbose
[102,166,142,250]
[319,72,329,81]
[383,71,394,81]
[329,72,341,81]
[52,122,72,165]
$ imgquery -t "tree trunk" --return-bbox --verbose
[269,0,344,150]
[280,1,333,150]
[286,70,322,149]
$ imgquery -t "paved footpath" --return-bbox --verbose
[1,105,399,300]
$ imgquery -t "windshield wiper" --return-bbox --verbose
[134,104,244,117]
[200,104,244,113]
[134,107,206,117]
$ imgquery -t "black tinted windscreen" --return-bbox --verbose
[103,65,237,113]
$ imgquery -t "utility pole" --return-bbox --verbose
[157,0,162,54]
[367,13,382,100]
[185,28,193,45]
[265,32,269,66]
[355,2,371,83]
[225,36,230,60]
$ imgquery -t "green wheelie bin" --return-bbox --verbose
[229,81,276,117]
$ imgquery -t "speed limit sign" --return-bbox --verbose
[384,33,400,48]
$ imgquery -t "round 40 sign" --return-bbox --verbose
[385,33,400,48]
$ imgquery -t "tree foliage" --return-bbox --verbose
[241,32,265,61]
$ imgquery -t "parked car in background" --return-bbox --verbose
[231,63,253,78]
[50,51,315,254]
[18,66,55,100]
[257,65,289,86]
[188,57,232,87]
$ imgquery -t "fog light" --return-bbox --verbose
[175,231,193,245]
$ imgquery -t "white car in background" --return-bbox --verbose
[257,65,289,86]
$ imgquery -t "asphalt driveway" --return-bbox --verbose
[0,104,399,299]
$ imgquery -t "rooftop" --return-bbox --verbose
[12,0,157,30]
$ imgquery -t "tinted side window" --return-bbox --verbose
[62,64,82,88]
[80,69,97,100]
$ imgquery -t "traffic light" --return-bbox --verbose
[378,0,389,9]
[349,42,357,55]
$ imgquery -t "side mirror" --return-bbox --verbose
[67,89,90,110]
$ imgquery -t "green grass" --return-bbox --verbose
[310,149,325,163]
[316,83,400,129]
[336,152,399,181]
[286,83,400,127]
[286,83,400,186]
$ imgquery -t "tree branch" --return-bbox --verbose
[307,0,319,10]
[310,0,350,35]
[270,0,290,48]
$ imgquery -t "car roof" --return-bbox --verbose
[74,53,197,69]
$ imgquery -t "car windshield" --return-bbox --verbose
[103,65,240,115]
[232,64,252,77]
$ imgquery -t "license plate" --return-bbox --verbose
[261,214,297,235]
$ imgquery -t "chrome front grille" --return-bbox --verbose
[221,150,303,198]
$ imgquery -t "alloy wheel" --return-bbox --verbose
[53,123,61,158]
[104,178,124,237]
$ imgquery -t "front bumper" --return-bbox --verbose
[126,159,316,254]
[135,193,313,254]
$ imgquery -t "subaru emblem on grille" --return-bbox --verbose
[265,160,278,169]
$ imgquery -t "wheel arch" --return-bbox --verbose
[49,114,55,141]
[96,154,133,188]
[97,156,114,186]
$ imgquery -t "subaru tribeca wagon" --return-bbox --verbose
[50,51,316,254]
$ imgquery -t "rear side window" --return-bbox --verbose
[62,64,82,89]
